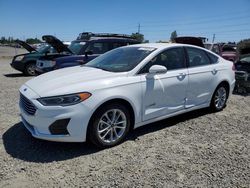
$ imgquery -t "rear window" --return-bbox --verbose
[207,52,219,64]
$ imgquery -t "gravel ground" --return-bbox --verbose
[0,47,249,187]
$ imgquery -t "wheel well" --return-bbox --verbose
[87,98,135,139]
[218,81,230,97]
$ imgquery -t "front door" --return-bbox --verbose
[139,47,188,121]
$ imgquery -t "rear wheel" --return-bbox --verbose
[24,62,36,76]
[210,84,228,112]
[88,103,131,148]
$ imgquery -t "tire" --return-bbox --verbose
[24,62,36,76]
[210,84,229,112]
[88,103,131,148]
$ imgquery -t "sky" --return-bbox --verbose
[0,0,250,43]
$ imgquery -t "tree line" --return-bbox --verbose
[0,36,42,44]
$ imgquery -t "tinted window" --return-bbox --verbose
[86,42,109,54]
[207,52,219,64]
[186,47,210,67]
[112,42,126,49]
[68,41,86,55]
[139,48,185,74]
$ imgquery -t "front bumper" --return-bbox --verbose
[10,60,25,72]
[19,85,93,142]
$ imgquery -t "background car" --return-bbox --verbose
[36,32,140,74]
[234,52,250,93]
[221,44,237,62]
[19,43,235,148]
[174,36,205,48]
[10,39,71,76]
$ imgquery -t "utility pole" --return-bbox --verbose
[212,34,215,43]
[138,23,140,34]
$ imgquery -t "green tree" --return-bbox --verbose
[0,36,6,44]
[26,38,42,44]
[170,30,177,42]
[237,39,250,55]
[131,32,144,43]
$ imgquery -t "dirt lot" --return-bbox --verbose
[0,47,249,187]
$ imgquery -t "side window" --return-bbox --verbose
[186,47,210,67]
[112,42,126,49]
[139,48,186,74]
[85,42,109,54]
[207,52,219,64]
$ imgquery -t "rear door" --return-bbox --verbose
[185,47,219,108]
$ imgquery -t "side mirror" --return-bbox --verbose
[149,65,167,74]
[84,50,93,59]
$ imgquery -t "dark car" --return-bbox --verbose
[36,32,140,74]
[234,53,250,93]
[174,36,205,48]
[10,38,72,76]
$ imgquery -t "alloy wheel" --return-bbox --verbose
[214,87,227,109]
[27,64,36,76]
[97,109,127,144]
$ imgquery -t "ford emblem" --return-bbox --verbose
[24,88,27,92]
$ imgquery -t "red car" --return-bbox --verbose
[205,43,237,62]
[221,44,237,62]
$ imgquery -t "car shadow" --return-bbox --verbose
[2,108,211,163]
[4,73,29,77]
[2,123,100,163]
[127,108,211,141]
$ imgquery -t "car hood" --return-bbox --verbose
[24,66,127,97]
[42,35,73,54]
[16,40,37,52]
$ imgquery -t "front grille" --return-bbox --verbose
[20,93,37,115]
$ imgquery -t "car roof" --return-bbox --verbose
[126,43,206,50]
[73,37,138,42]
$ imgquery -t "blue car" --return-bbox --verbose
[36,32,139,74]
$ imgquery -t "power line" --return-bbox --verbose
[141,22,250,33]
[140,15,250,28]
[141,10,250,24]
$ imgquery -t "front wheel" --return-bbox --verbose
[24,63,36,76]
[210,84,228,112]
[88,103,131,148]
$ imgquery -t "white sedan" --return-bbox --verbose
[19,43,235,148]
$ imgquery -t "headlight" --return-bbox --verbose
[37,92,91,106]
[15,55,24,61]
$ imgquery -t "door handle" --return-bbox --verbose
[211,69,218,75]
[177,73,186,80]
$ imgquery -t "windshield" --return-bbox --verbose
[37,45,56,53]
[68,41,86,54]
[85,46,155,72]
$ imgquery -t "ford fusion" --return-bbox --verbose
[19,43,235,148]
